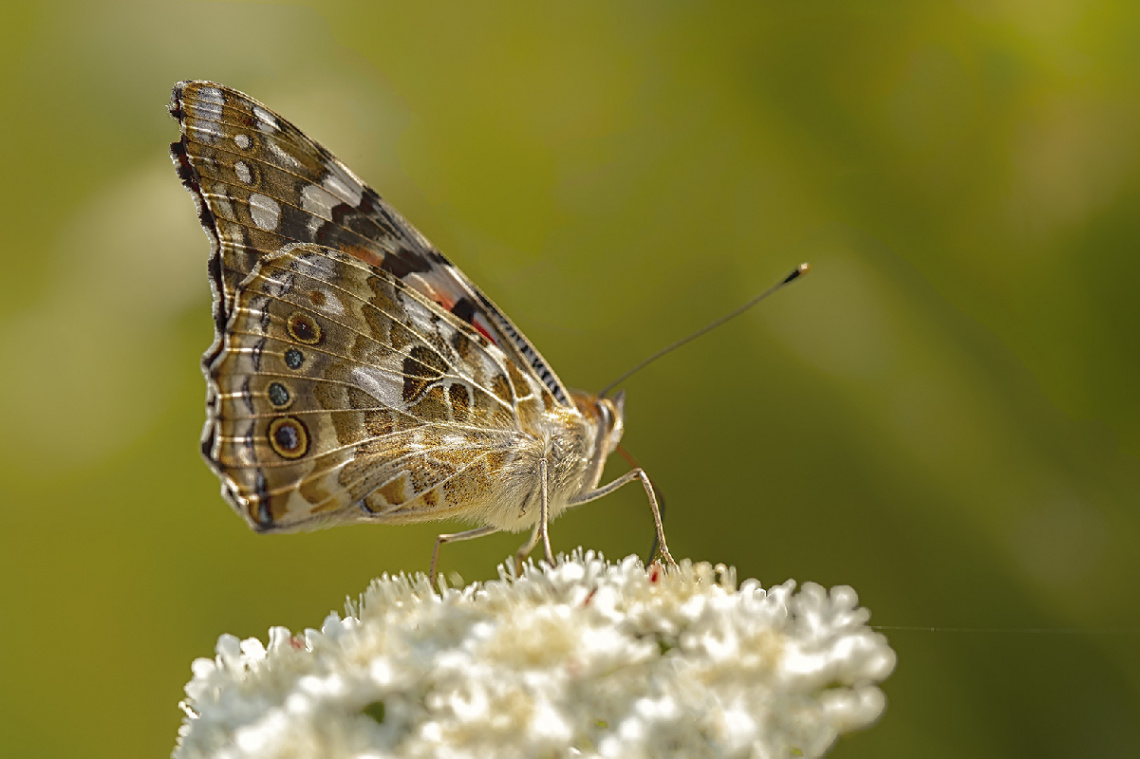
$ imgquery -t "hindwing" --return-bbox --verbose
[209,242,541,529]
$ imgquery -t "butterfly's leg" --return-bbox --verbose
[430,525,499,586]
[514,521,543,576]
[536,458,555,566]
[568,468,676,569]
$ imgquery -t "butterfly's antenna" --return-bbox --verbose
[599,262,811,398]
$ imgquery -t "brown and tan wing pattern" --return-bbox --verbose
[169,80,572,407]
[208,242,551,530]
[170,81,679,577]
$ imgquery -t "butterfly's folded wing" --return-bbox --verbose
[169,80,577,530]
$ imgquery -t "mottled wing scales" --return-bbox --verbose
[209,244,540,530]
[169,80,573,407]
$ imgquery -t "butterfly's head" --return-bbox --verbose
[605,390,627,449]
[572,389,627,458]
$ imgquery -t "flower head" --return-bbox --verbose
[175,551,895,758]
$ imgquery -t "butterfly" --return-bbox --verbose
[169,81,674,582]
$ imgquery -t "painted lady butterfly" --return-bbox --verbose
[169,81,674,582]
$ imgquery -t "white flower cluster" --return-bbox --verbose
[174,551,895,759]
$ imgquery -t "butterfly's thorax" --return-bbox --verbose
[477,389,623,532]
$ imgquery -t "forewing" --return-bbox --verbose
[170,80,572,407]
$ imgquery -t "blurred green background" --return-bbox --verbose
[2,1,1138,757]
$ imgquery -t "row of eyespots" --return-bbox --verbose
[265,309,324,459]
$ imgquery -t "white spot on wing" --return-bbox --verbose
[248,194,281,231]
[478,352,506,387]
[316,288,345,316]
[400,294,436,338]
[234,161,252,184]
[323,170,363,206]
[301,184,338,218]
[234,133,251,150]
[253,105,278,130]
[199,87,224,106]
[349,366,400,408]
[268,142,301,169]
[187,122,223,144]
[185,90,224,145]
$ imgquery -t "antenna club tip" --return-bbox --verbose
[783,262,811,283]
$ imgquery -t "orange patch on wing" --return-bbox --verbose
[342,244,385,269]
